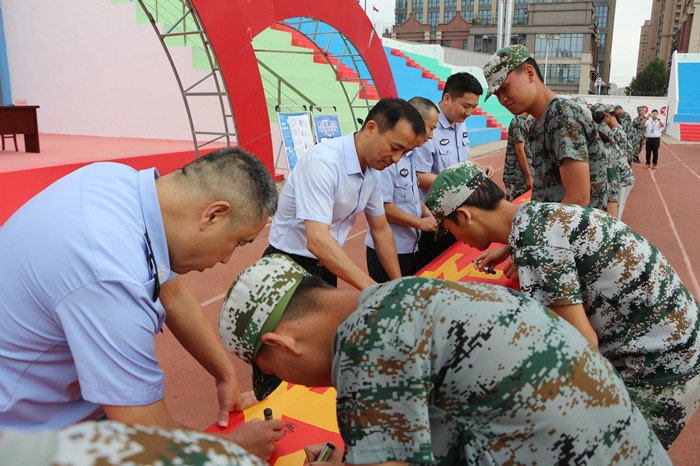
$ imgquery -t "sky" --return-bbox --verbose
[359,0,654,88]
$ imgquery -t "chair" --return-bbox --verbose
[1,134,18,151]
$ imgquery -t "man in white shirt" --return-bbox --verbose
[643,109,664,169]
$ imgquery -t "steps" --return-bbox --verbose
[673,62,700,140]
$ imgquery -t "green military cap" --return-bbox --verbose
[637,106,645,111]
[219,254,309,400]
[590,102,614,114]
[425,161,487,237]
[483,45,531,101]
[613,104,623,110]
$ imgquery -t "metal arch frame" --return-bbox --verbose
[270,17,380,131]
[136,0,237,158]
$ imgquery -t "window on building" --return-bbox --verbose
[396,13,407,24]
[599,33,606,52]
[428,11,440,31]
[463,38,469,49]
[444,0,457,5]
[442,39,452,47]
[462,0,475,4]
[475,34,497,53]
[513,8,528,25]
[463,10,474,22]
[510,34,526,46]
[534,33,584,58]
[415,11,423,22]
[428,0,439,7]
[551,0,568,2]
[396,0,407,9]
[477,10,491,25]
[413,0,423,9]
[538,64,581,85]
[444,10,456,22]
[532,0,547,3]
[479,0,491,6]
[596,6,608,29]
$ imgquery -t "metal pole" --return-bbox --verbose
[544,37,549,86]
[497,0,505,50]
[504,0,513,46]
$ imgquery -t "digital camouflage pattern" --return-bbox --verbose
[527,97,609,210]
[0,421,264,466]
[621,112,639,163]
[597,124,619,204]
[633,114,647,154]
[610,125,635,187]
[425,161,486,233]
[503,114,534,200]
[333,277,670,465]
[483,45,531,100]
[219,254,309,400]
[509,202,700,448]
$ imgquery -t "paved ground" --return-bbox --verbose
[157,139,700,462]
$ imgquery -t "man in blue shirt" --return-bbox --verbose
[0,148,282,460]
[365,97,438,281]
[413,73,494,267]
[265,98,426,290]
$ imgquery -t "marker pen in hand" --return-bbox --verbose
[477,260,497,275]
[316,442,336,462]
[263,408,273,421]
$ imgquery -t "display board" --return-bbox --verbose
[276,112,314,171]
[312,113,342,143]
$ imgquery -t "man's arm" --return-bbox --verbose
[416,171,437,190]
[384,203,436,232]
[514,141,534,189]
[306,220,376,290]
[548,303,598,349]
[559,158,590,206]
[160,276,241,425]
[366,213,402,280]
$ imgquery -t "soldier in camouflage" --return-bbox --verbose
[592,103,635,219]
[0,421,265,465]
[614,105,639,164]
[632,106,647,162]
[483,45,610,211]
[503,113,535,200]
[219,253,669,464]
[426,161,700,449]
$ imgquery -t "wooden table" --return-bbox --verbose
[0,106,40,152]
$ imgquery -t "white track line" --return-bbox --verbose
[649,164,700,299]
[346,229,367,241]
[201,293,227,308]
[663,144,700,180]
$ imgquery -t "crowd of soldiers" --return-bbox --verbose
[0,43,697,465]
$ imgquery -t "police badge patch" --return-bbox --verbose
[440,139,450,146]
[400,168,409,177]
[463,132,468,138]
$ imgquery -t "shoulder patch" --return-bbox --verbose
[400,168,409,177]
[440,138,450,146]
[463,132,468,138]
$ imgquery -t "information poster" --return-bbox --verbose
[312,114,342,142]
[277,112,314,171]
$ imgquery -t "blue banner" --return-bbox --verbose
[277,112,314,171]
[312,114,342,142]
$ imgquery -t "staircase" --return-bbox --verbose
[674,62,700,142]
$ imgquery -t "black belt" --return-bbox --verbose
[264,245,324,267]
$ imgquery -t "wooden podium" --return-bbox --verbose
[0,106,40,152]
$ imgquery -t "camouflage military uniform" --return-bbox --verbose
[598,124,620,205]
[527,97,610,210]
[621,112,639,163]
[610,126,635,188]
[333,277,669,464]
[503,114,534,201]
[510,202,700,448]
[633,115,647,155]
[0,421,264,465]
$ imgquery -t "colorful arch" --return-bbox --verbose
[189,0,397,173]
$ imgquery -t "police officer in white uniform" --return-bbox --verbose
[265,98,426,290]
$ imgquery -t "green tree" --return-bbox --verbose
[626,57,668,96]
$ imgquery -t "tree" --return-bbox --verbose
[626,57,668,96]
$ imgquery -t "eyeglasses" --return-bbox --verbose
[144,232,160,303]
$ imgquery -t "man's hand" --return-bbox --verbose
[216,376,243,428]
[418,215,437,232]
[228,418,284,460]
[525,174,534,190]
[304,443,345,465]
[472,244,510,271]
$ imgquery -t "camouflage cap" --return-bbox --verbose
[637,106,645,111]
[483,45,531,101]
[220,254,309,400]
[590,102,614,114]
[613,104,623,110]
[425,161,487,236]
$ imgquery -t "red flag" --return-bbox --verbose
[373,6,379,12]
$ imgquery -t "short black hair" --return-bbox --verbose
[408,96,439,120]
[443,72,483,100]
[361,98,426,137]
[651,109,659,113]
[444,177,506,223]
[515,57,544,82]
[280,275,333,323]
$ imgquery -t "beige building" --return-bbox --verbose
[676,0,700,54]
[390,0,615,94]
[637,0,689,69]
[637,20,652,73]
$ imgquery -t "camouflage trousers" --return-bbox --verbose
[504,182,529,202]
[627,371,700,449]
